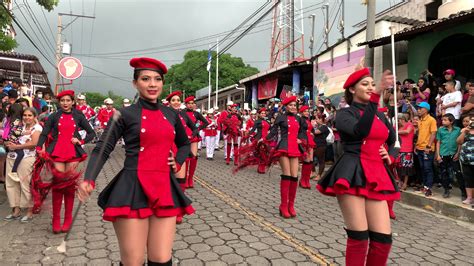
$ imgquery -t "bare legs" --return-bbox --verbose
[114,216,175,265]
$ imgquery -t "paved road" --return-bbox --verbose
[0,147,473,265]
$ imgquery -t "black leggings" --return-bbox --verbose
[314,146,326,175]
[462,163,474,188]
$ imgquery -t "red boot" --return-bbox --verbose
[288,177,298,217]
[345,229,369,266]
[233,144,239,166]
[257,163,266,174]
[366,231,392,266]
[299,162,311,189]
[51,189,63,234]
[62,188,75,232]
[187,156,197,188]
[387,200,396,220]
[279,176,291,218]
[226,143,232,165]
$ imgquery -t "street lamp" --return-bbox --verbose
[234,84,246,109]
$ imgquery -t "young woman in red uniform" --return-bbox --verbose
[36,90,95,233]
[248,107,271,174]
[317,68,399,266]
[298,105,315,189]
[184,96,208,188]
[166,90,197,224]
[223,104,243,166]
[78,58,194,266]
[266,96,307,218]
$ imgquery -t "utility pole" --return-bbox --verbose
[309,14,315,56]
[54,13,95,95]
[365,0,376,70]
[339,0,345,39]
[324,2,329,49]
[290,0,295,60]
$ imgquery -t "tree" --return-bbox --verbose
[81,91,125,109]
[0,0,59,51]
[165,50,259,97]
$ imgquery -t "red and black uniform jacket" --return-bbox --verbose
[266,113,307,156]
[36,109,95,159]
[84,99,192,213]
[249,118,270,140]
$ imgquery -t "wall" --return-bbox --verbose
[407,22,474,80]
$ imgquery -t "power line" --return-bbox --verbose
[13,1,55,57]
[82,65,130,83]
[315,0,342,54]
[76,1,324,57]
[23,0,56,54]
[40,5,56,42]
[1,4,55,68]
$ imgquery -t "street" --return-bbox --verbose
[0,147,473,265]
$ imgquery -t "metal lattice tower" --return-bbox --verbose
[269,0,305,68]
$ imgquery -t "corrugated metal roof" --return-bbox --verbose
[0,51,50,86]
[358,9,474,48]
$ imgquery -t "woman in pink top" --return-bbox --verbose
[412,78,431,104]
[397,113,415,190]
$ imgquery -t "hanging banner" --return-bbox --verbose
[257,77,278,100]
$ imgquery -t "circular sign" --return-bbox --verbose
[58,56,83,80]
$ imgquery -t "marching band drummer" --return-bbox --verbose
[78,57,194,266]
[204,109,218,160]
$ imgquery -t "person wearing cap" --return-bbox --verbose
[317,68,399,266]
[415,101,437,197]
[35,90,95,234]
[97,98,116,129]
[32,89,47,114]
[443,69,461,91]
[204,108,218,160]
[76,94,96,121]
[248,107,271,174]
[243,109,256,143]
[222,103,243,166]
[166,90,197,224]
[218,101,234,159]
[184,95,208,188]
[78,57,194,266]
[123,98,131,107]
[266,96,307,218]
[298,105,315,189]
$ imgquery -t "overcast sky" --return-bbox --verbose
[12,0,397,98]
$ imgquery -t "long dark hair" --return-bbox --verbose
[344,89,353,105]
[7,103,23,122]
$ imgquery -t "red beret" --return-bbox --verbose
[343,68,371,89]
[166,90,182,102]
[257,107,267,113]
[232,104,239,108]
[184,96,195,103]
[378,107,388,112]
[56,90,75,100]
[299,105,309,113]
[129,57,168,74]
[282,96,297,106]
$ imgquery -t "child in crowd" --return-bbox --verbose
[436,114,464,198]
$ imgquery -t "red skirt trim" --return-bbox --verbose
[190,136,202,143]
[274,149,302,158]
[103,205,195,222]
[316,178,400,201]
[50,153,87,163]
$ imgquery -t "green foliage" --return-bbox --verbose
[165,50,259,97]
[0,0,58,51]
[82,91,125,109]
[36,0,60,12]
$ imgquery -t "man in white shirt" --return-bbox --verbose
[441,80,462,126]
[443,69,461,91]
